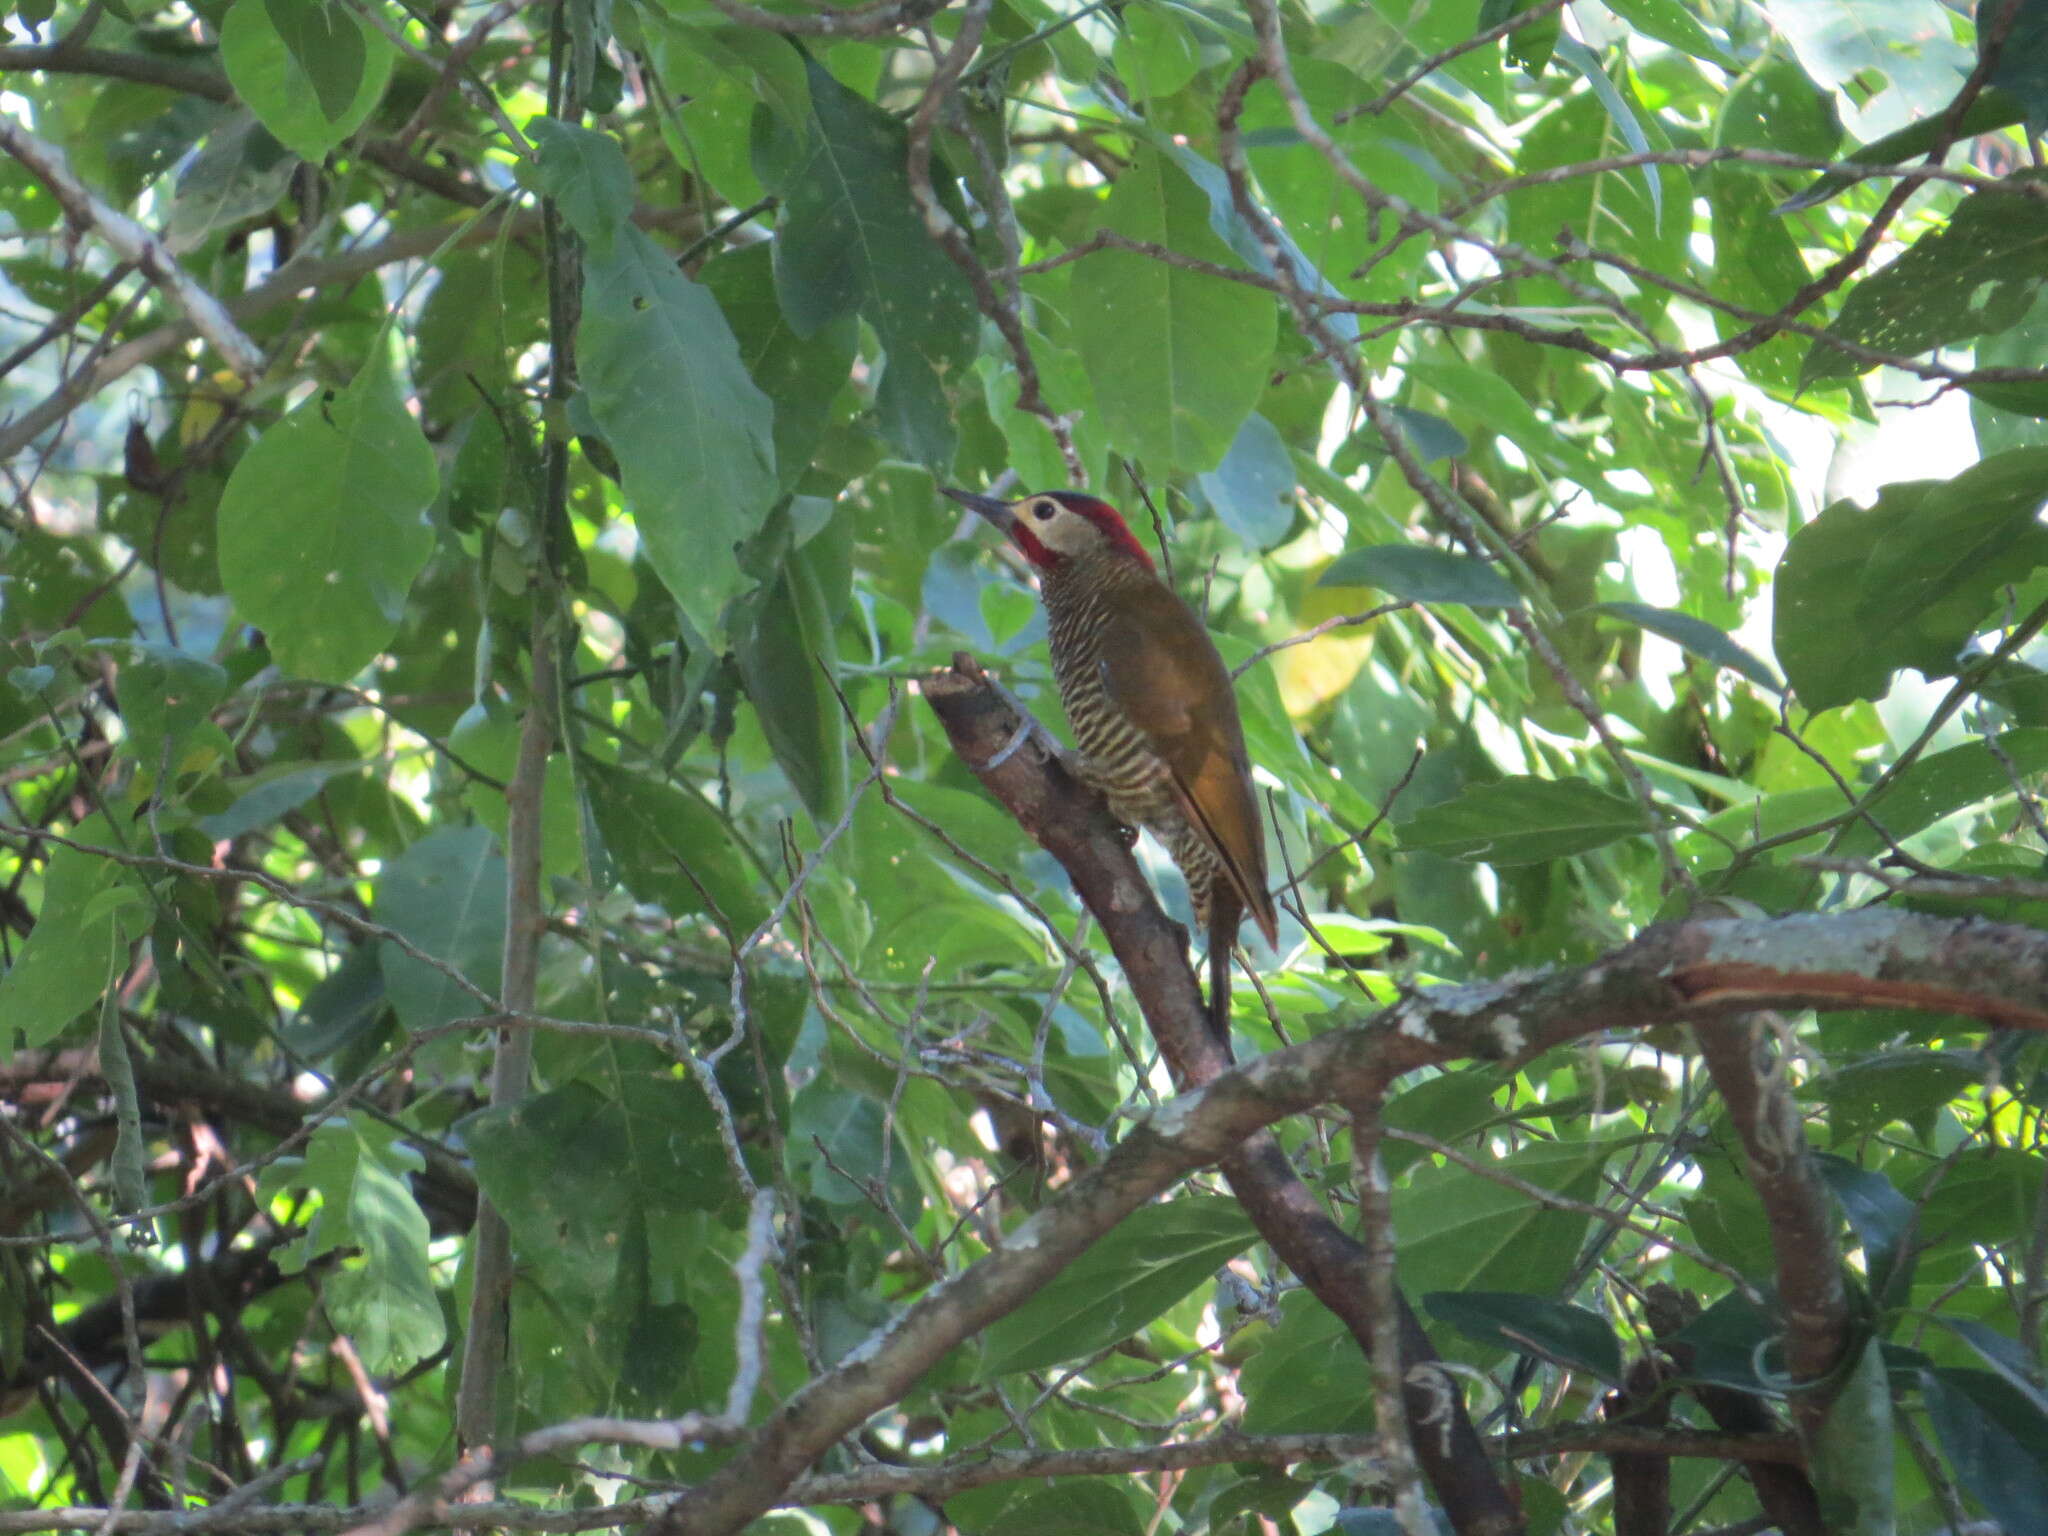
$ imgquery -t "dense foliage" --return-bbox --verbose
[8,0,2048,1532]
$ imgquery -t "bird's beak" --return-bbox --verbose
[943,487,1016,534]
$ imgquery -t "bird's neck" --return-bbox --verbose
[1040,547,1157,611]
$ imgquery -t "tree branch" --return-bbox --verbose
[0,114,264,378]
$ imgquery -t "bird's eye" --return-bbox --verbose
[1032,500,1057,521]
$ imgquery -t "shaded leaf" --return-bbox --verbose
[1774,450,2048,709]
[199,762,359,841]
[1398,776,1651,865]
[1840,729,2048,857]
[1321,544,1521,607]
[732,540,847,829]
[113,642,227,768]
[1811,1338,1894,1536]
[1803,172,2048,385]
[978,1197,1258,1377]
[527,118,635,252]
[580,225,779,647]
[1781,89,2021,213]
[0,820,151,1051]
[374,826,505,1033]
[585,763,769,936]
[1812,1153,1916,1304]
[217,360,438,684]
[463,1074,735,1299]
[263,1118,443,1373]
[1422,1292,1624,1383]
[261,0,365,119]
[165,114,296,251]
[1596,602,1781,690]
[985,1483,1144,1536]
[1923,1367,2048,1533]
[701,242,857,493]
[763,58,978,467]
[1394,1139,1621,1300]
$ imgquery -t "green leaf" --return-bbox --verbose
[1666,1291,1779,1391]
[1709,59,1838,390]
[579,224,779,647]
[1602,0,1734,66]
[463,1074,735,1299]
[762,58,979,468]
[700,242,856,493]
[217,360,438,684]
[261,0,364,120]
[0,821,151,1050]
[1812,1154,1915,1303]
[985,1484,1144,1536]
[1803,173,2048,386]
[1070,144,1276,475]
[786,1082,919,1215]
[268,1118,444,1372]
[732,539,847,828]
[1805,1050,1979,1140]
[1319,545,1522,608]
[1781,89,2022,214]
[1773,449,2048,709]
[1504,91,1686,314]
[1922,1367,2048,1535]
[1405,361,1613,492]
[1196,412,1296,551]
[1383,1071,1502,1179]
[218,0,392,163]
[1594,602,1781,690]
[285,944,388,1061]
[163,116,298,251]
[1943,1319,2048,1417]
[1397,776,1652,865]
[978,1197,1258,1377]
[1113,2,1201,101]
[1989,2,2048,130]
[1969,283,2048,428]
[113,642,228,767]
[200,762,361,841]
[1240,1289,1371,1435]
[585,763,769,937]
[527,118,635,253]
[1811,1337,1894,1536]
[374,825,505,1032]
[1421,1293,1624,1384]
[1841,729,2048,855]
[1394,1138,1621,1303]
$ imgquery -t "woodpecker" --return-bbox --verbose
[945,486,1278,1053]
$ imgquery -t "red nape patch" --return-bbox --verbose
[1048,491,1156,572]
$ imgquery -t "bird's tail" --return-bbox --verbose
[1206,897,1239,1061]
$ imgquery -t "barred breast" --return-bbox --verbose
[1040,556,1228,929]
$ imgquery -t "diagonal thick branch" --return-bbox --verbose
[624,664,2048,1536]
